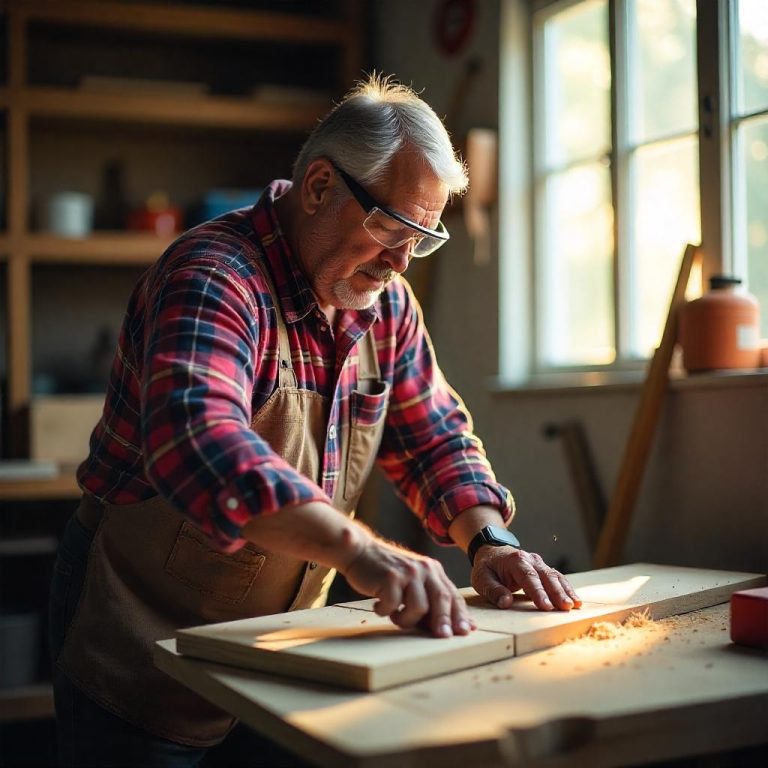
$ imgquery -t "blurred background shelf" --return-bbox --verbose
[26,232,174,265]
[0,684,54,723]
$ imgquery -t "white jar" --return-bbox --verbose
[46,192,94,237]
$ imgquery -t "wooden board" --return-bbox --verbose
[176,605,515,692]
[175,564,764,692]
[342,563,767,655]
[156,603,768,768]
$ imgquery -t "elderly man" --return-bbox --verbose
[49,74,580,767]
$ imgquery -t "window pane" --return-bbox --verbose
[739,116,768,337]
[541,0,610,167]
[540,163,614,365]
[631,0,697,142]
[737,0,768,115]
[631,136,701,356]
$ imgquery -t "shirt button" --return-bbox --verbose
[225,497,239,510]
[328,425,337,440]
[309,561,318,570]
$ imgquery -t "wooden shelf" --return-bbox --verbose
[0,472,80,501]
[1,86,329,132]
[0,0,363,456]
[0,684,54,723]
[0,536,59,556]
[27,232,174,265]
[19,0,352,45]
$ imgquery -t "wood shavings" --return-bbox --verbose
[585,622,621,641]
[582,609,655,642]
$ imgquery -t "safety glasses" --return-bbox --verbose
[332,163,449,257]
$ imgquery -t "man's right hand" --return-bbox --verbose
[341,537,475,638]
[242,500,474,638]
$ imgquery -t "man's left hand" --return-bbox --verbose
[471,546,582,611]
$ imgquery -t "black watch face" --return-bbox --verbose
[487,526,520,548]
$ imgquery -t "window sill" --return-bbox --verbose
[489,367,768,396]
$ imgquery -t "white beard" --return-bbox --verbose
[330,265,395,310]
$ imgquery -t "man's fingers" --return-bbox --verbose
[471,546,584,613]
[450,588,476,634]
[374,575,404,617]
[428,576,474,637]
[389,573,429,629]
[557,572,582,608]
[477,569,517,609]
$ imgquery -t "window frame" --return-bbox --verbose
[500,0,756,383]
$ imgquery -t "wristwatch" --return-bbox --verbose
[467,525,521,566]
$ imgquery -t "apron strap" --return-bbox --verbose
[255,261,297,389]
[357,325,381,381]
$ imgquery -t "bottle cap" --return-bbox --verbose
[709,275,742,290]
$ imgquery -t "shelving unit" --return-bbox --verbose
[2,0,363,455]
[0,0,364,729]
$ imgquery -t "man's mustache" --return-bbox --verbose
[356,265,395,283]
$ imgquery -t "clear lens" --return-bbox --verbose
[363,208,447,257]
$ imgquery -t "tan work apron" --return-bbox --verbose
[57,270,389,746]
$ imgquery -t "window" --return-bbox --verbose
[731,0,768,338]
[501,0,766,376]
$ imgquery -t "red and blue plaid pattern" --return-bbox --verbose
[77,181,513,551]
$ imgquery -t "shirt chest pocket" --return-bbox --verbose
[342,379,390,503]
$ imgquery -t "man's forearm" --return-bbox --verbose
[447,505,509,553]
[241,501,370,572]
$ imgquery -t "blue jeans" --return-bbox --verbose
[48,513,309,768]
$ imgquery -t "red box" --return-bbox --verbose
[730,586,768,648]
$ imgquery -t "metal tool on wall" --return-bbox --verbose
[543,421,606,554]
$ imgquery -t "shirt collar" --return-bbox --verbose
[250,180,380,326]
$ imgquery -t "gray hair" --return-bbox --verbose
[292,73,468,195]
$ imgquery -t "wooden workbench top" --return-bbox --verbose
[156,601,768,767]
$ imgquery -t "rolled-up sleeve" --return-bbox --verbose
[141,257,329,552]
[377,282,515,544]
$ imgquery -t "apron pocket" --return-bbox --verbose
[164,522,266,605]
[48,513,97,663]
[343,380,390,502]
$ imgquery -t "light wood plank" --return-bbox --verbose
[176,565,765,692]
[176,605,516,692]
[341,563,766,656]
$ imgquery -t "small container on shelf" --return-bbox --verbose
[678,275,761,373]
[45,192,94,238]
[127,192,183,237]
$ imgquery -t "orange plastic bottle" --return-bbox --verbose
[679,275,761,372]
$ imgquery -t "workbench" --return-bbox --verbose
[156,595,768,767]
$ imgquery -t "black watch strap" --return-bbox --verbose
[467,524,521,566]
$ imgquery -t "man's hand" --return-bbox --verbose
[471,546,582,611]
[342,538,476,639]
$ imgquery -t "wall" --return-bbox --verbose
[370,0,768,582]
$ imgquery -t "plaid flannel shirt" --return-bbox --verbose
[77,181,514,551]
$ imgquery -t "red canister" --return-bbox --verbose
[679,275,761,372]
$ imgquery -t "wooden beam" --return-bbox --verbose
[593,244,701,568]
[17,0,348,44]
[13,87,328,132]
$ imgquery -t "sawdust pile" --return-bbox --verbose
[583,609,655,641]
